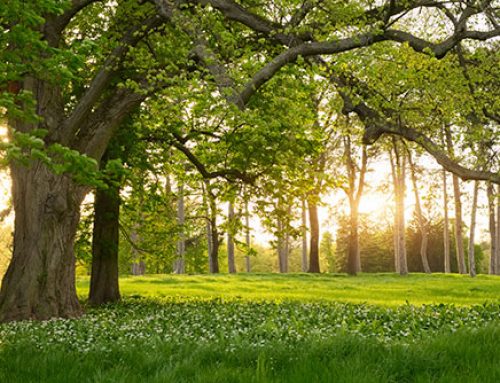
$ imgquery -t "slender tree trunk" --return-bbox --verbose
[308,197,320,273]
[202,181,213,273]
[487,183,497,274]
[277,217,287,273]
[445,127,466,274]
[89,180,121,305]
[301,199,308,272]
[227,201,236,273]
[390,141,407,275]
[130,225,145,275]
[443,169,451,273]
[245,200,251,273]
[174,182,186,274]
[392,139,408,275]
[496,186,500,274]
[389,149,400,273]
[343,137,367,275]
[206,184,219,274]
[468,181,479,277]
[397,153,408,275]
[451,174,466,274]
[0,163,85,321]
[407,150,431,274]
[347,200,361,275]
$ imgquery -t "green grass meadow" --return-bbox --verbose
[2,273,500,382]
[77,272,500,306]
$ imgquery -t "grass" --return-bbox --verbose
[77,272,500,306]
[2,273,500,382]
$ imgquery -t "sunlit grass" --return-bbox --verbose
[77,273,500,306]
[3,273,500,382]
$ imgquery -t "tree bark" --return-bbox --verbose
[205,183,219,274]
[496,186,500,274]
[227,201,236,273]
[301,199,308,272]
[487,182,497,274]
[174,182,186,274]
[389,149,400,274]
[468,181,479,277]
[344,138,367,275]
[443,169,451,273]
[451,173,467,274]
[277,216,288,273]
[245,200,251,273]
[407,150,431,274]
[390,139,408,275]
[308,197,320,273]
[89,179,121,305]
[0,163,85,321]
[445,127,467,274]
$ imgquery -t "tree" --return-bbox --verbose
[389,138,408,275]
[445,126,467,274]
[2,0,498,322]
[341,128,368,275]
[468,180,479,277]
[406,148,431,274]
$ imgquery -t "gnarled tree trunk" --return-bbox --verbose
[0,163,85,321]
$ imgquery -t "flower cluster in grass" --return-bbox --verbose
[1,298,500,353]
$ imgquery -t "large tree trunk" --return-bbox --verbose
[0,163,85,321]
[445,127,466,274]
[227,201,236,273]
[308,197,320,273]
[442,169,451,273]
[89,180,121,305]
[407,150,431,274]
[301,199,308,272]
[468,181,479,277]
[487,183,498,275]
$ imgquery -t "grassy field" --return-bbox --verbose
[77,272,500,305]
[2,273,500,382]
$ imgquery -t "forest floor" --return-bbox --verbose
[2,273,500,382]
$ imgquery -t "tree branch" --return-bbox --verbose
[62,15,164,144]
